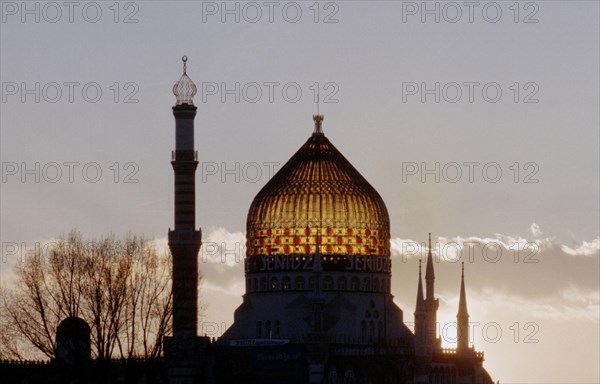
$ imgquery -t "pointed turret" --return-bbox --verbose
[415,259,425,313]
[457,262,470,353]
[425,232,435,300]
[414,259,426,352]
[423,232,440,352]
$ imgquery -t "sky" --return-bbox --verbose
[1,1,599,382]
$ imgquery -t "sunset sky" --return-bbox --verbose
[1,1,598,382]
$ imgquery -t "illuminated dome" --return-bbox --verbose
[246,116,390,263]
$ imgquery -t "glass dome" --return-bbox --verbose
[172,56,197,105]
[246,123,390,260]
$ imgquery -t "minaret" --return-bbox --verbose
[414,259,426,353]
[165,56,203,384]
[457,262,470,353]
[424,233,440,351]
[169,55,201,338]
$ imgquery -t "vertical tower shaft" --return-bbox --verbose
[169,104,202,338]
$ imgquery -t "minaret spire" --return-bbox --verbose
[457,262,470,353]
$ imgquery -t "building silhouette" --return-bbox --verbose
[0,59,495,384]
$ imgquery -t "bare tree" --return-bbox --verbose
[0,230,188,360]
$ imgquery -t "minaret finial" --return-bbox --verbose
[173,55,197,106]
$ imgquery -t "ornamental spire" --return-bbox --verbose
[425,232,435,299]
[312,92,324,135]
[173,55,197,106]
[457,262,470,352]
[458,262,468,315]
[415,258,425,313]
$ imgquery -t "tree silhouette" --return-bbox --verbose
[1,230,201,360]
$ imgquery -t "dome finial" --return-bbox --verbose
[312,91,324,135]
[313,114,324,135]
[173,55,197,106]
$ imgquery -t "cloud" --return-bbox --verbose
[200,227,246,267]
[561,238,600,257]
[529,223,543,237]
[390,232,555,264]
[473,287,599,322]
[390,238,428,260]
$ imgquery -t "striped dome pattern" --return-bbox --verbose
[246,128,390,258]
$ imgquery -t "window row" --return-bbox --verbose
[361,320,384,340]
[246,275,391,293]
[256,320,281,338]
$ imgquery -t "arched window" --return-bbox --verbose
[378,321,383,339]
[369,320,374,338]
[323,276,334,290]
[361,320,366,340]
[295,276,305,290]
[337,276,347,290]
[282,276,291,290]
[270,277,279,290]
[275,320,281,338]
[327,368,338,384]
[350,277,359,290]
[256,321,262,338]
[266,321,272,338]
[309,276,317,290]
[344,368,355,382]
[373,278,379,292]
[363,277,371,291]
